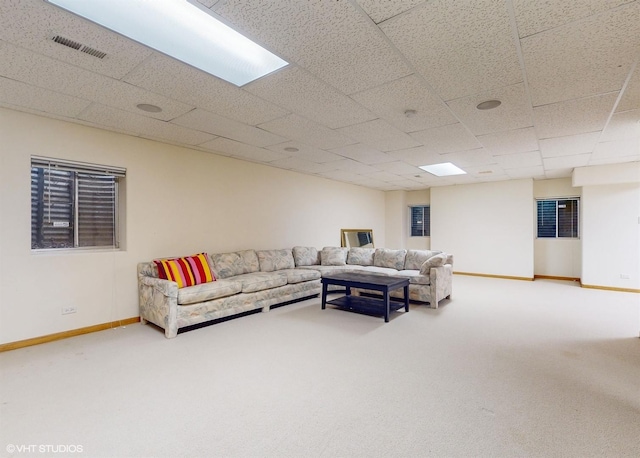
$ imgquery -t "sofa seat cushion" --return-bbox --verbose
[363,266,401,276]
[396,270,431,285]
[177,279,242,305]
[233,272,287,293]
[374,248,407,270]
[281,268,321,284]
[298,265,366,275]
[257,249,295,272]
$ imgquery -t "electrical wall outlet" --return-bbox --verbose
[619,274,630,279]
[61,306,77,315]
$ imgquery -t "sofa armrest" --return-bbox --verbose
[428,264,453,309]
[138,273,179,338]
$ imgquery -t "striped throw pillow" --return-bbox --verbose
[154,253,215,288]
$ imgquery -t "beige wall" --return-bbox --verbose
[533,178,582,278]
[384,189,430,250]
[430,179,535,278]
[0,108,385,344]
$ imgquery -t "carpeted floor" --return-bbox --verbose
[1,275,639,458]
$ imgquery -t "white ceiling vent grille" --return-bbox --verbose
[51,35,107,59]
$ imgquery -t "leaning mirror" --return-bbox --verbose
[341,229,374,248]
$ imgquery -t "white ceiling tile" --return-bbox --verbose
[592,138,640,161]
[477,127,539,155]
[521,3,640,106]
[381,0,522,100]
[600,109,640,141]
[513,0,634,38]
[544,168,574,179]
[374,161,424,175]
[386,146,443,167]
[588,155,640,166]
[350,74,457,133]
[338,119,421,152]
[199,137,288,162]
[409,123,481,154]
[214,0,412,94]
[258,114,355,150]
[267,157,340,175]
[0,42,193,121]
[462,164,509,179]
[265,142,343,163]
[361,171,405,183]
[328,143,395,165]
[543,154,592,170]
[493,150,542,169]
[0,0,153,79]
[123,53,289,126]
[245,66,375,129]
[172,109,286,147]
[505,166,545,179]
[0,76,90,118]
[324,159,380,175]
[440,148,496,168]
[539,132,601,158]
[533,93,619,139]
[446,83,532,135]
[355,0,427,24]
[316,170,366,183]
[78,104,217,146]
[617,68,640,112]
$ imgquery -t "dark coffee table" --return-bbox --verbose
[321,271,410,322]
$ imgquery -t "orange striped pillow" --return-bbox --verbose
[154,253,215,288]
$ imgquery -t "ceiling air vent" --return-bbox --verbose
[51,35,107,59]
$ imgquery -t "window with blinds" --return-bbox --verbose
[31,157,125,250]
[410,205,430,237]
[536,198,579,238]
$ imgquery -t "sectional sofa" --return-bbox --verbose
[137,246,453,338]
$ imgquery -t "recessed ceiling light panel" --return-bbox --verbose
[419,162,467,177]
[46,0,288,86]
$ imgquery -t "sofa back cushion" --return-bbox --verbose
[373,248,407,270]
[419,253,448,275]
[321,246,348,266]
[347,247,376,266]
[210,250,259,279]
[257,249,296,272]
[404,250,442,270]
[292,246,319,266]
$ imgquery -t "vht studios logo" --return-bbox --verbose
[6,444,84,454]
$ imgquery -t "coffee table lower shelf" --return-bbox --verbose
[326,295,406,318]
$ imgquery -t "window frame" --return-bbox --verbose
[535,197,580,239]
[31,156,125,252]
[409,205,430,237]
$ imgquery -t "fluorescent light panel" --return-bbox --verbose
[419,162,467,177]
[46,0,288,86]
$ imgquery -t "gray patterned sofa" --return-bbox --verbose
[137,246,452,338]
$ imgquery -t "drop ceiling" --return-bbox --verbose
[1,0,639,191]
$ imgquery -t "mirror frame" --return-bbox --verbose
[340,228,374,249]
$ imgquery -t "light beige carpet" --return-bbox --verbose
[1,275,639,458]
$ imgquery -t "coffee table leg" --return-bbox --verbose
[384,290,390,322]
[321,282,328,310]
[404,285,409,312]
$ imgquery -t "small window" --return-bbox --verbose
[536,198,579,238]
[410,205,430,237]
[31,157,125,250]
